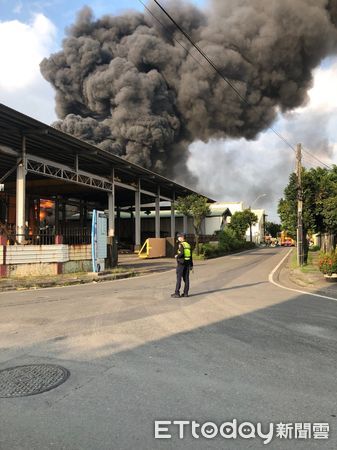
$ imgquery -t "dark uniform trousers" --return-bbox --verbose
[175,262,190,296]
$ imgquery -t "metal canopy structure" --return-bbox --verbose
[0,103,212,204]
[0,103,214,249]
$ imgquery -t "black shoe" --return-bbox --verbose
[182,293,189,298]
[171,293,181,298]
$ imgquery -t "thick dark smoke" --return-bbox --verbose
[40,0,337,178]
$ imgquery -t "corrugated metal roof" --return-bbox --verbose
[0,103,215,202]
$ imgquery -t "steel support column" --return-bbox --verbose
[155,186,160,239]
[16,136,26,243]
[171,193,176,238]
[135,180,141,250]
[108,193,115,237]
[108,171,115,237]
[183,215,188,234]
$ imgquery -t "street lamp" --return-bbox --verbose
[251,193,267,208]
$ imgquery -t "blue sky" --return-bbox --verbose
[0,0,206,47]
[0,0,152,46]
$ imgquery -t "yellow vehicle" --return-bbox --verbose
[279,231,296,247]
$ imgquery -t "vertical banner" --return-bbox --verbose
[91,210,107,273]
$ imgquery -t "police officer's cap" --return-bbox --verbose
[177,232,186,238]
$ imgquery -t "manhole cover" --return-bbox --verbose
[0,364,70,398]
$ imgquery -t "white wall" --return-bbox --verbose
[5,245,69,264]
[204,203,266,241]
[245,209,265,243]
[205,216,222,235]
[1,244,92,265]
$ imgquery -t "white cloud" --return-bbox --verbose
[188,134,293,222]
[306,62,337,113]
[0,13,57,123]
[188,56,337,221]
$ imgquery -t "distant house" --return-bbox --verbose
[204,202,266,244]
[245,208,266,244]
[134,201,266,244]
[203,202,244,235]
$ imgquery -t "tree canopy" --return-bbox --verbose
[229,209,258,240]
[278,166,337,236]
[175,194,211,254]
[265,222,282,237]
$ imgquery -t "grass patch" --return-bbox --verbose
[290,249,298,270]
[291,249,320,273]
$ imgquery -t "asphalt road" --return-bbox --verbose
[0,247,336,449]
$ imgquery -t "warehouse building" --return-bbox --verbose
[0,104,212,277]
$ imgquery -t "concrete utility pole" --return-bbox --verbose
[296,143,304,266]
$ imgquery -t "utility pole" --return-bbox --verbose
[296,143,304,266]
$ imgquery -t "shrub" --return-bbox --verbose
[219,242,230,253]
[318,251,337,275]
[198,243,220,259]
[309,245,320,252]
[243,241,256,250]
[218,228,242,251]
[196,231,256,259]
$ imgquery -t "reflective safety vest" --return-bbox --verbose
[182,241,191,261]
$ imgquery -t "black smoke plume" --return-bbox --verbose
[40,0,337,178]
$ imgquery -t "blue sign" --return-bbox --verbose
[91,209,107,272]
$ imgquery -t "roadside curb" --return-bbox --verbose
[0,266,177,293]
[0,247,278,293]
[0,271,136,292]
[0,247,258,293]
[269,249,337,302]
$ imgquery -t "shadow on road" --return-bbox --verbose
[1,247,336,449]
[187,281,267,297]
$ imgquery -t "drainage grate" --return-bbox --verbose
[0,364,70,398]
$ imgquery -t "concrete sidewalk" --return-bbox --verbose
[277,249,337,300]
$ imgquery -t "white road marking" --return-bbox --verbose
[269,249,337,302]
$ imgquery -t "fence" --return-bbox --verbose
[3,227,92,246]
[59,227,91,245]
[315,233,336,253]
[5,232,55,246]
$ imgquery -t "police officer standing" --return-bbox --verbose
[171,232,193,298]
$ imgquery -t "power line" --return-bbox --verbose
[301,150,327,167]
[141,0,335,170]
[302,157,326,170]
[150,0,297,151]
[302,146,333,170]
[138,1,219,83]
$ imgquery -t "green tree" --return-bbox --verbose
[322,196,337,233]
[265,222,282,237]
[278,172,298,237]
[229,209,258,240]
[278,166,337,258]
[175,194,211,255]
